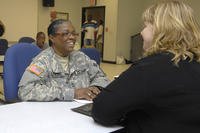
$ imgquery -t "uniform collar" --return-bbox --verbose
[50,48,82,74]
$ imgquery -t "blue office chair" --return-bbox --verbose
[18,37,35,43]
[80,48,101,65]
[3,43,41,102]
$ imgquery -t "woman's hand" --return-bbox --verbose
[74,86,101,101]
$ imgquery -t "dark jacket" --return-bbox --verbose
[92,52,200,133]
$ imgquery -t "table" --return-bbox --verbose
[0,101,122,133]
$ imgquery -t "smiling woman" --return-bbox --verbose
[18,19,110,102]
[48,19,77,57]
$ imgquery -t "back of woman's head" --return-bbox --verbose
[143,0,200,65]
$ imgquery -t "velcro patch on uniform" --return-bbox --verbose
[29,64,44,76]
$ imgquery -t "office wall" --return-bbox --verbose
[1,0,200,62]
[116,0,145,60]
[37,0,84,43]
[81,0,119,62]
[0,0,38,43]
[97,0,118,62]
[96,0,150,62]
[185,0,200,23]
[99,0,200,62]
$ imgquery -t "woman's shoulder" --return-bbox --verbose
[133,52,173,67]
[32,47,53,63]
[70,50,85,57]
[69,50,89,62]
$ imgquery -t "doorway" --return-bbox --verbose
[81,6,105,58]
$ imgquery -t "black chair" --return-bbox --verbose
[18,37,35,43]
[0,39,8,78]
[0,39,8,56]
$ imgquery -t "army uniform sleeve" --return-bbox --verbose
[84,55,110,88]
[18,58,74,101]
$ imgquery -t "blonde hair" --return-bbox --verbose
[142,0,200,65]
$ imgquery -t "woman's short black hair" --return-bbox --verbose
[47,19,68,36]
[47,19,69,46]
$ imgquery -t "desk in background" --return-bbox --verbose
[0,55,4,62]
[0,101,122,133]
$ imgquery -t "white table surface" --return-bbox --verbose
[0,101,122,133]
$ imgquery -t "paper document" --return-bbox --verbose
[74,99,93,104]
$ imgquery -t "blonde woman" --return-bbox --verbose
[92,1,200,132]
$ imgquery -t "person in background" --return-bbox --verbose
[34,32,49,50]
[92,1,200,133]
[82,14,98,48]
[96,19,104,56]
[18,19,110,101]
[0,20,5,37]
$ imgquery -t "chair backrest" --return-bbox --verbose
[0,39,8,55]
[18,37,35,43]
[3,43,41,102]
[80,48,100,65]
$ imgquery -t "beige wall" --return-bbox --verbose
[97,0,118,62]
[37,0,51,38]
[96,0,151,61]
[184,0,200,23]
[0,0,38,42]
[117,0,144,60]
[1,0,200,62]
[37,0,85,43]
[99,0,200,62]
[81,0,119,62]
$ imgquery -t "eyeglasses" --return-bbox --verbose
[54,32,79,38]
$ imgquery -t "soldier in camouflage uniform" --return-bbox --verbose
[18,19,110,101]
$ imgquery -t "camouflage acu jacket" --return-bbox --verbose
[18,47,110,101]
